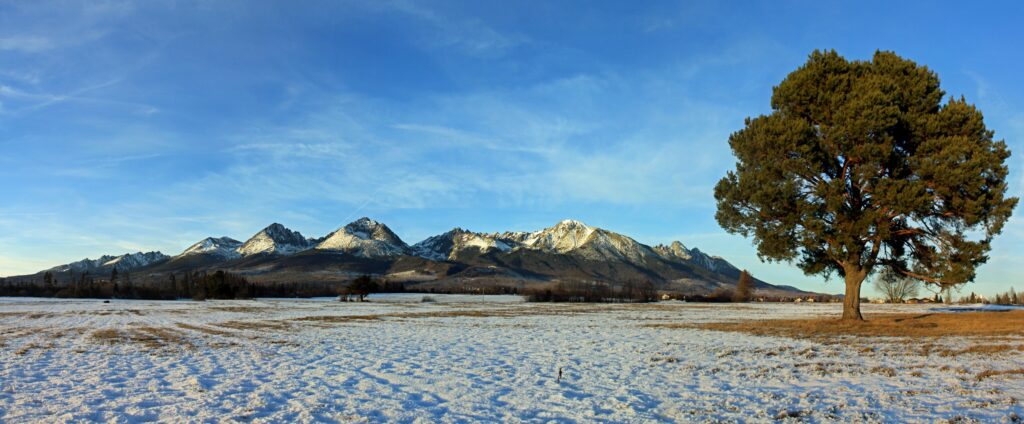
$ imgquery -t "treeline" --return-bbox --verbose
[945,288,1024,305]
[525,280,658,303]
[0,270,259,300]
[677,270,759,303]
[991,288,1023,305]
[675,292,837,303]
[402,285,522,295]
[0,271,411,300]
[959,287,1024,305]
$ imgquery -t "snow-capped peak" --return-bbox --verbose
[237,223,311,256]
[556,219,589,228]
[315,217,409,257]
[101,251,169,269]
[179,237,242,259]
[46,251,169,273]
[410,219,658,264]
[411,228,513,261]
[524,220,656,263]
[524,220,597,253]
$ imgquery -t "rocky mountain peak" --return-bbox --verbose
[654,241,692,261]
[180,237,243,259]
[315,217,409,257]
[237,223,310,256]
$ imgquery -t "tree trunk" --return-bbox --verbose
[842,270,866,321]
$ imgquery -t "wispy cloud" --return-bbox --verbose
[371,0,525,56]
[0,36,53,52]
[162,65,745,218]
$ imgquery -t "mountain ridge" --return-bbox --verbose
[8,217,814,297]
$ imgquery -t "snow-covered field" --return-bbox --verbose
[1,296,1022,423]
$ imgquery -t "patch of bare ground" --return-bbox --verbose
[871,366,898,377]
[294,305,603,324]
[0,311,54,319]
[8,328,79,355]
[210,306,267,313]
[89,307,145,315]
[651,311,1024,339]
[294,315,382,323]
[0,328,41,346]
[291,309,519,323]
[213,320,292,331]
[90,326,194,351]
[976,369,1024,381]
[938,344,1024,357]
[13,341,53,355]
[175,323,236,337]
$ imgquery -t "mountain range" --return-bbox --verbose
[7,218,812,297]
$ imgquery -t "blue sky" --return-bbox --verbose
[2,1,1023,297]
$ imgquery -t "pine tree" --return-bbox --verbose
[715,50,1017,320]
[733,270,755,302]
[43,271,53,289]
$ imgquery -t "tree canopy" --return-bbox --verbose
[346,275,379,302]
[714,50,1017,320]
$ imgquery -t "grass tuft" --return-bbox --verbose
[652,311,1024,339]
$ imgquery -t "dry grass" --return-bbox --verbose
[0,328,42,347]
[975,369,1024,381]
[294,315,383,323]
[294,306,589,324]
[7,328,81,355]
[658,311,1024,339]
[0,312,58,319]
[13,342,51,355]
[293,309,523,323]
[211,306,266,313]
[89,309,144,316]
[213,320,292,331]
[90,326,194,350]
[175,322,236,337]
[871,366,897,377]
[938,344,1024,357]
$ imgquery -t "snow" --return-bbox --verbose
[315,218,409,257]
[46,252,170,273]
[493,219,658,264]
[236,224,310,257]
[1,299,1021,422]
[178,237,242,259]
[411,228,514,261]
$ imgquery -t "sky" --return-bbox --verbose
[1,1,1023,297]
